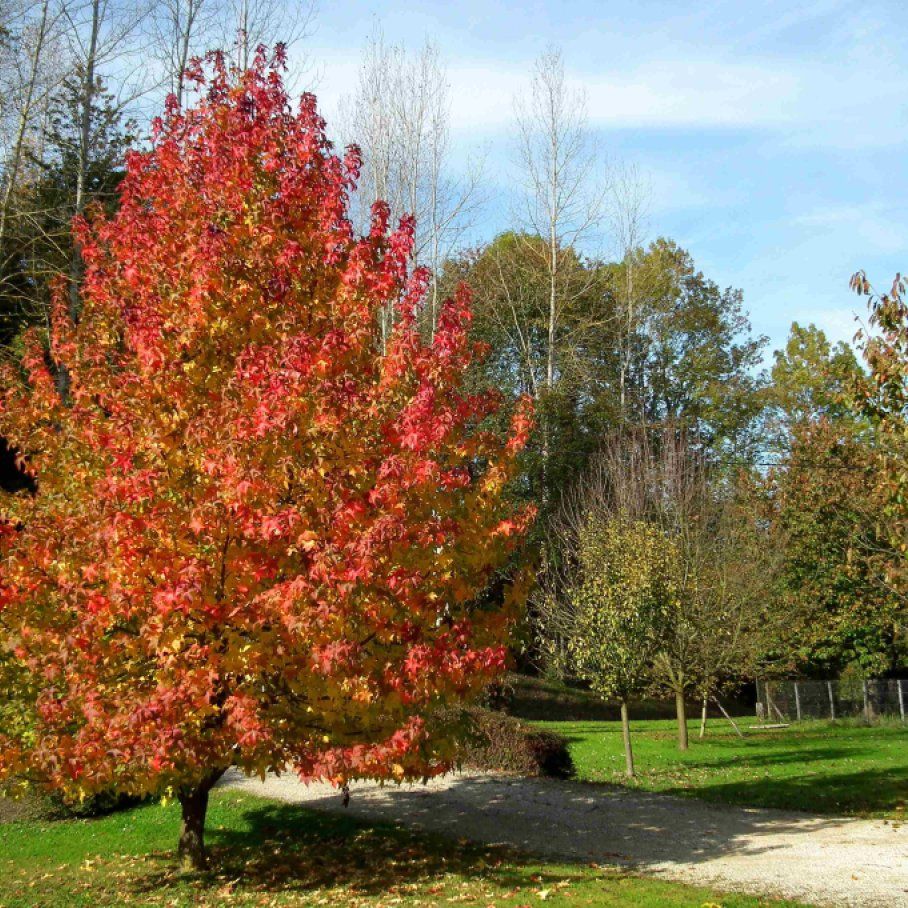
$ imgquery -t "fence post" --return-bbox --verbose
[863,680,871,721]
[827,680,835,720]
[899,679,905,722]
[794,681,802,722]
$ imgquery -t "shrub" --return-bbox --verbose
[459,708,574,778]
[48,790,146,819]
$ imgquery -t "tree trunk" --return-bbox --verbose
[177,769,225,871]
[620,699,635,778]
[675,690,689,751]
[699,697,708,739]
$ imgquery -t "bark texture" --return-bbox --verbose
[177,768,225,870]
[620,699,635,778]
[675,690,689,751]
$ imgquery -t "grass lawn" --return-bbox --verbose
[537,715,908,818]
[0,789,808,908]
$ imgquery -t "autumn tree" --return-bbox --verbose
[847,270,908,653]
[0,48,533,870]
[767,418,902,675]
[761,317,906,676]
[769,322,860,445]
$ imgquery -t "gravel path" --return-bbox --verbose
[221,769,908,907]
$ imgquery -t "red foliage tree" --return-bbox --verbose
[0,48,533,868]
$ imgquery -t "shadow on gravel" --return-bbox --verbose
[239,773,851,871]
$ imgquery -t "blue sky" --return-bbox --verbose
[298,0,908,359]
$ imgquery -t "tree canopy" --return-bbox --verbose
[0,49,533,868]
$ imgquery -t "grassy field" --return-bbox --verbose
[0,789,808,907]
[537,715,908,817]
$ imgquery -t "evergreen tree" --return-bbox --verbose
[0,69,134,345]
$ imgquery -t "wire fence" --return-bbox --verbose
[756,678,908,722]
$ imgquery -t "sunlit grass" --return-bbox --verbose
[536,716,908,817]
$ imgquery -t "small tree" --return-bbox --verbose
[0,49,534,870]
[560,429,769,751]
[675,484,778,738]
[639,443,774,749]
[537,511,673,778]
[570,516,675,776]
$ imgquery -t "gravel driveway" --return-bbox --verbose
[221,769,908,907]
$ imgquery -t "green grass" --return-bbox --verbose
[537,715,908,818]
[0,789,808,907]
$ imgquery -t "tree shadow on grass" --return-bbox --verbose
[668,765,908,817]
[657,745,867,771]
[127,797,583,901]
[566,738,908,816]
[559,730,866,768]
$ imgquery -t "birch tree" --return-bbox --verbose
[1,0,52,248]
[150,0,218,106]
[0,0,66,270]
[342,29,483,344]
[608,161,650,422]
[512,46,604,491]
[58,0,151,320]
[0,0,71,341]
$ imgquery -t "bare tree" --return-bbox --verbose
[608,161,650,421]
[341,28,483,345]
[0,0,66,253]
[150,0,218,106]
[0,0,73,343]
[512,46,605,488]
[219,0,317,73]
[57,0,151,319]
[407,42,483,337]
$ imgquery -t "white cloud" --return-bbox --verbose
[791,306,865,347]
[302,43,908,151]
[792,204,908,257]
